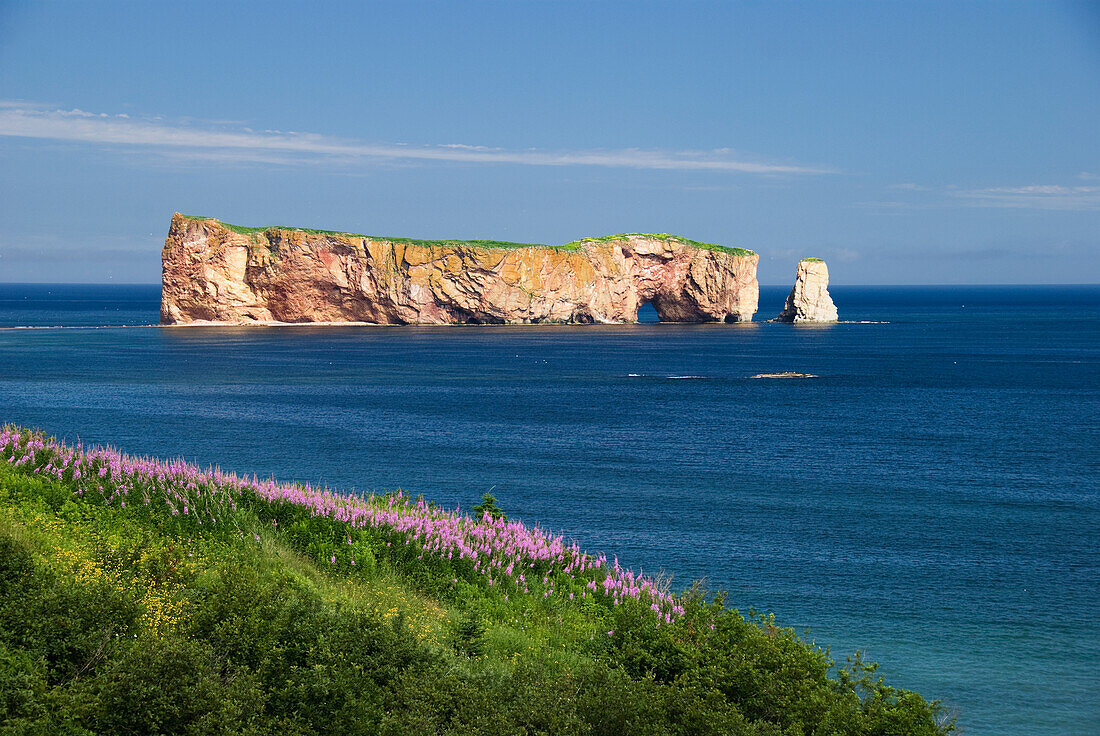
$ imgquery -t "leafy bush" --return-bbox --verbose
[472,491,506,522]
[76,636,263,736]
[449,610,488,658]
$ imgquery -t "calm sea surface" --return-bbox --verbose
[1,283,1097,735]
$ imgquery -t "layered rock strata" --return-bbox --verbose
[775,258,838,323]
[161,214,759,325]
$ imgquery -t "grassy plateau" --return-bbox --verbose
[179,215,757,258]
[0,426,950,735]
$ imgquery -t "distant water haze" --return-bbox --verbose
[1,283,1098,735]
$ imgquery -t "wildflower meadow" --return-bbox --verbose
[0,425,952,735]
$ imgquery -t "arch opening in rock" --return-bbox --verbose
[636,301,660,324]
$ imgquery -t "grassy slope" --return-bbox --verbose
[0,427,950,736]
[179,214,756,257]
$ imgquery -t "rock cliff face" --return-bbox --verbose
[161,214,759,325]
[775,258,838,323]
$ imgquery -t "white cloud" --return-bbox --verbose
[950,184,1100,211]
[865,179,1100,212]
[0,101,831,175]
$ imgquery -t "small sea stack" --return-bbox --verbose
[775,258,838,323]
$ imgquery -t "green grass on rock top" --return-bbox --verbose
[179,214,756,257]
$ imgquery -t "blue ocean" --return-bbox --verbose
[1,283,1097,735]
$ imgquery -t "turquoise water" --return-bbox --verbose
[1,283,1097,734]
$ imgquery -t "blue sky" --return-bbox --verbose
[1,1,1097,284]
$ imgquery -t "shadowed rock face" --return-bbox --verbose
[775,259,838,323]
[160,214,759,325]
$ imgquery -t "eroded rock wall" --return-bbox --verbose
[161,214,759,325]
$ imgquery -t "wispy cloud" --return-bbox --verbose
[950,184,1100,211]
[858,180,1100,212]
[0,101,831,174]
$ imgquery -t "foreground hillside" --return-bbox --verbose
[0,427,951,735]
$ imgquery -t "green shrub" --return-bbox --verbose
[0,532,140,686]
[449,610,488,658]
[0,642,51,732]
[77,636,264,736]
[472,491,506,522]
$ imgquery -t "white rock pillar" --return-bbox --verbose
[775,258,838,323]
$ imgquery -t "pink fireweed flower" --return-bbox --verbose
[0,427,687,627]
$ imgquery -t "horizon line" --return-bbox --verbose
[3,281,1098,288]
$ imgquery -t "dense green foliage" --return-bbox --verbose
[179,214,756,257]
[472,491,506,522]
[0,434,950,735]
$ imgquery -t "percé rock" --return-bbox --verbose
[775,258,838,323]
[161,214,759,325]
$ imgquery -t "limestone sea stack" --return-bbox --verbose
[775,258,838,323]
[161,214,759,325]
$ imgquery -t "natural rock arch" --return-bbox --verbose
[162,215,760,325]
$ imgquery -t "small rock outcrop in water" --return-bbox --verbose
[161,214,760,325]
[775,258,838,323]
